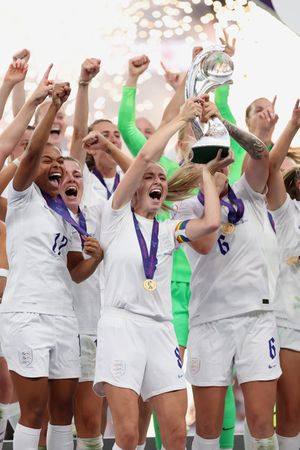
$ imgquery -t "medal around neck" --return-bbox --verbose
[287,256,300,266]
[221,223,235,235]
[185,44,234,164]
[144,279,157,292]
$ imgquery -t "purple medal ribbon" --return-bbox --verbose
[42,191,89,245]
[132,210,159,281]
[92,168,120,199]
[198,185,245,225]
[267,211,276,234]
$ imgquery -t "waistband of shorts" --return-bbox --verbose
[102,307,170,324]
[190,309,275,328]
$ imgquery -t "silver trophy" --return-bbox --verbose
[185,44,234,163]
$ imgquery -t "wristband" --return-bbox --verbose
[0,268,8,278]
[12,158,21,168]
[78,79,90,86]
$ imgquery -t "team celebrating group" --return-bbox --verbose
[0,30,299,450]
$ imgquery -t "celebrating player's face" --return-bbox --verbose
[35,145,65,196]
[134,162,168,213]
[89,121,122,170]
[60,159,84,211]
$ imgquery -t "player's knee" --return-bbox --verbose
[117,422,139,449]
[279,404,300,432]
[77,411,101,435]
[0,374,14,402]
[164,420,186,449]
[20,406,45,429]
[50,398,74,424]
[197,420,222,439]
[247,412,274,438]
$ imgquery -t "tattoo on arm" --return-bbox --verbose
[221,118,267,160]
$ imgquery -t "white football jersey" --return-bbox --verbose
[71,201,104,335]
[100,200,180,321]
[272,195,300,330]
[263,211,279,304]
[174,175,272,327]
[1,183,81,316]
[81,164,122,207]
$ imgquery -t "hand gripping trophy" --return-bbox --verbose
[186,44,234,163]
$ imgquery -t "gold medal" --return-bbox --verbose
[287,256,300,266]
[221,223,236,235]
[144,279,157,291]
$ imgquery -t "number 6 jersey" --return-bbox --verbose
[174,175,272,328]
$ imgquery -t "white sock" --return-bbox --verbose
[77,435,103,449]
[7,402,20,430]
[0,403,9,450]
[244,419,252,450]
[277,434,300,450]
[13,423,41,450]
[247,433,279,450]
[192,434,220,450]
[46,423,73,450]
[113,444,123,450]
[136,443,146,449]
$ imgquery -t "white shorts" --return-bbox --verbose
[0,340,3,358]
[79,334,97,382]
[0,312,81,379]
[93,308,186,401]
[278,326,300,352]
[186,311,282,386]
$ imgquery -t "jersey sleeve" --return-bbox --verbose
[100,197,131,250]
[68,227,83,253]
[271,194,294,237]
[118,86,180,180]
[173,197,203,222]
[234,174,266,204]
[7,182,34,209]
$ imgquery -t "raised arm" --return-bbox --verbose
[160,61,184,92]
[13,77,71,192]
[185,165,221,241]
[12,49,31,117]
[189,151,233,254]
[221,117,269,192]
[0,57,28,120]
[267,99,300,210]
[70,58,101,167]
[82,130,133,174]
[269,99,300,172]
[160,46,202,126]
[118,55,150,156]
[214,30,246,184]
[112,98,202,210]
[0,66,56,171]
[214,30,236,124]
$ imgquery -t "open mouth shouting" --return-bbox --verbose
[48,171,62,188]
[64,185,78,198]
[149,187,162,201]
[50,125,61,137]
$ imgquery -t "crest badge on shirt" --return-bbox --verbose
[189,357,201,375]
[112,360,126,378]
[19,349,33,367]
